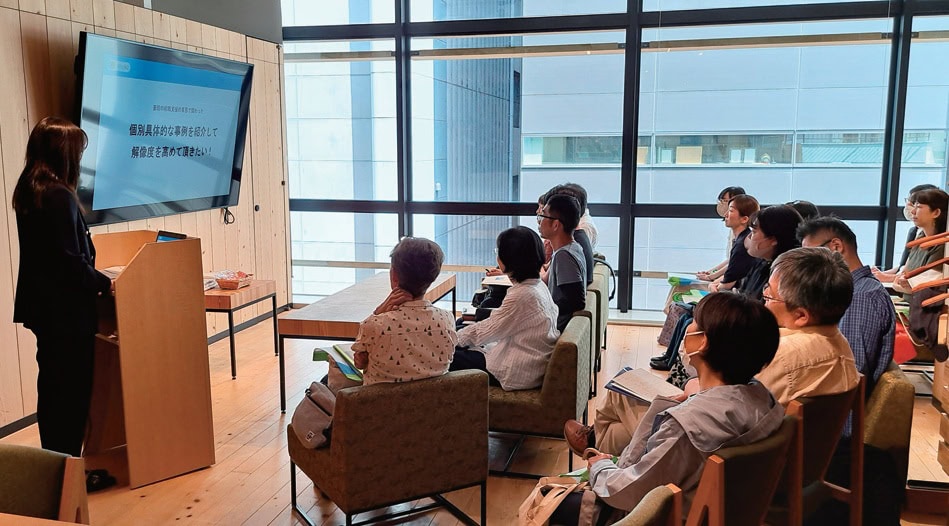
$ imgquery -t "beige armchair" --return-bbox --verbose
[287,370,489,526]
[488,315,591,476]
[0,444,89,524]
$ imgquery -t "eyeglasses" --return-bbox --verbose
[904,199,917,208]
[761,284,785,303]
[817,238,835,248]
[536,214,559,224]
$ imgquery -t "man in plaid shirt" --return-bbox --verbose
[798,216,895,396]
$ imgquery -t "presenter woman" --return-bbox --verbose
[12,117,112,466]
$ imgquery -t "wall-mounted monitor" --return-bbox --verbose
[76,32,253,225]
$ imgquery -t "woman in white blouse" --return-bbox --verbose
[450,226,561,390]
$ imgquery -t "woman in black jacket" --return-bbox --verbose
[12,117,112,460]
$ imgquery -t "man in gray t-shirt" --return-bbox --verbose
[538,194,587,332]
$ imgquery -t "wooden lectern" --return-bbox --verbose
[85,230,215,488]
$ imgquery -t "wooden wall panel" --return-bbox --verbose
[90,0,111,28]
[44,0,68,19]
[0,7,25,425]
[0,8,30,422]
[0,0,290,427]
[69,0,91,24]
[20,11,53,129]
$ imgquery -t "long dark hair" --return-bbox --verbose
[12,117,87,213]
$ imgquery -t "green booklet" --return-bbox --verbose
[312,343,363,382]
[559,456,619,482]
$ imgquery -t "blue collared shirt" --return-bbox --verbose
[838,265,896,394]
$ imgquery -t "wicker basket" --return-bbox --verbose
[216,276,252,289]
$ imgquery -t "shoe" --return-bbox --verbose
[649,359,672,371]
[86,469,117,493]
[564,419,594,457]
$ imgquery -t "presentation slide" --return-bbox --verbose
[89,55,241,210]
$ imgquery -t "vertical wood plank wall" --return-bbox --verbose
[0,0,291,428]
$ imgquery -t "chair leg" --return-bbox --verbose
[481,482,487,526]
[346,514,353,526]
[290,461,316,526]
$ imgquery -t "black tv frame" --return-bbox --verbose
[75,32,253,225]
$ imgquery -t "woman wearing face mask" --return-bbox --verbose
[738,205,804,302]
[696,186,746,282]
[892,188,949,296]
[553,293,783,525]
[873,184,939,283]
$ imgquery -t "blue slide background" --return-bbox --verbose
[89,54,242,210]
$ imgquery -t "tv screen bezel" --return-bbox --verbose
[75,31,253,226]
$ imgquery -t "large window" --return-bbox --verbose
[285,41,398,201]
[283,1,949,312]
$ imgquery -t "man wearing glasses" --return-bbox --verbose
[537,194,586,332]
[755,247,859,405]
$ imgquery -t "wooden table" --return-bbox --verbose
[277,272,456,411]
[205,279,278,379]
[0,513,77,525]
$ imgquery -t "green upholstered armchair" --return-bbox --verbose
[0,444,89,524]
[487,315,591,476]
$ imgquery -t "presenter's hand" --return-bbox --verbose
[893,273,910,291]
[874,268,896,283]
[353,351,368,370]
[485,267,504,276]
[374,288,413,315]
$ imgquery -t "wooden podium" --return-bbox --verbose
[85,230,215,488]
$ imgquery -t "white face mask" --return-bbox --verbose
[716,201,728,218]
[678,331,703,377]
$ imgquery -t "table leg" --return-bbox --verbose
[452,287,456,317]
[279,335,287,413]
[227,310,237,379]
[272,295,279,356]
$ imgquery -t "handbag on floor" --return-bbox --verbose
[519,477,602,526]
[290,381,336,449]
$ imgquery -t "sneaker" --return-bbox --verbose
[563,419,594,457]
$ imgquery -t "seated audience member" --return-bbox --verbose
[570,246,857,457]
[756,247,859,405]
[798,221,903,525]
[893,187,949,299]
[542,184,595,285]
[450,227,560,391]
[551,293,784,523]
[697,186,747,282]
[786,200,820,221]
[565,182,599,248]
[708,194,759,292]
[739,204,804,301]
[798,217,895,395]
[539,194,587,331]
[873,183,938,283]
[351,237,457,385]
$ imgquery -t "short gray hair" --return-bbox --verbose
[771,247,853,325]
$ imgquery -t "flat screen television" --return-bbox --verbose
[76,32,253,225]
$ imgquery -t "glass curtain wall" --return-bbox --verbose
[282,0,949,311]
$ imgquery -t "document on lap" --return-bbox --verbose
[604,367,683,403]
[481,274,513,287]
[313,343,363,382]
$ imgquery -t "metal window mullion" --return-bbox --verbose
[878,7,914,269]
[619,0,643,312]
[395,0,412,237]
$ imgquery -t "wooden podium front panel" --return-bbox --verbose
[113,237,215,487]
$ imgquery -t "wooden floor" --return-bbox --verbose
[2,320,947,525]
